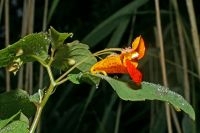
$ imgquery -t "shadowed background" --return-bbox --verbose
[0,0,199,133]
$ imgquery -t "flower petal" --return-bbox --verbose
[131,35,145,60]
[131,36,141,51]
[126,60,142,85]
[91,54,127,74]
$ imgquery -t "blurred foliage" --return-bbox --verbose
[0,0,199,133]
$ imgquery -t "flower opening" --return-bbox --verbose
[91,36,145,85]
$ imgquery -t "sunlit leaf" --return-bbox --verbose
[95,75,195,120]
[0,120,29,133]
[0,33,50,69]
[0,89,36,119]
[0,111,20,130]
[0,111,29,133]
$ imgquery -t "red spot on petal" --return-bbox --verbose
[126,60,142,85]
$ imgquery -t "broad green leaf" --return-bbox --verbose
[79,73,100,86]
[0,120,29,133]
[52,41,97,72]
[0,112,20,130]
[0,112,29,132]
[0,89,36,119]
[96,75,195,120]
[49,27,73,49]
[67,73,82,84]
[83,0,149,47]
[0,33,50,72]
[18,112,29,124]
[67,73,100,85]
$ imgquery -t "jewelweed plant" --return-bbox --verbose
[0,27,195,133]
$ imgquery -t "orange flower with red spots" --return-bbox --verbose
[90,36,145,85]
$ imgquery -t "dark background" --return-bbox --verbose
[0,0,199,132]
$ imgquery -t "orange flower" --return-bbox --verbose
[90,36,145,85]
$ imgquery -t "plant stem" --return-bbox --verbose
[185,0,200,77]
[55,57,89,82]
[29,105,43,133]
[114,101,122,133]
[56,48,122,83]
[46,65,56,86]
[154,0,172,132]
[5,0,10,92]
[30,51,56,132]
[93,48,122,56]
[30,83,55,133]
[30,47,122,132]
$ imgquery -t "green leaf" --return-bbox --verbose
[96,75,195,120]
[29,89,44,104]
[49,26,73,49]
[79,73,100,86]
[0,112,20,130]
[0,89,36,119]
[67,74,81,84]
[18,113,29,124]
[0,111,29,133]
[52,41,97,72]
[67,73,100,85]
[0,120,29,133]
[0,33,50,73]
[83,0,149,47]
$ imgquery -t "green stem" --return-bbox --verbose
[29,105,43,133]
[56,77,69,85]
[31,55,47,66]
[30,83,55,133]
[56,56,91,82]
[46,65,56,86]
[30,47,122,132]
[30,50,56,133]
[93,48,122,56]
[56,48,122,83]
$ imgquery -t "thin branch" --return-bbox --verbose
[171,109,182,133]
[171,0,190,102]
[17,0,29,89]
[42,0,48,31]
[27,0,35,94]
[114,101,122,133]
[38,0,49,100]
[154,0,172,132]
[4,0,10,91]
[185,0,200,77]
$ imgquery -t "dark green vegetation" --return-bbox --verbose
[0,0,199,133]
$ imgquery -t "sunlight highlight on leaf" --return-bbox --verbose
[95,74,195,120]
